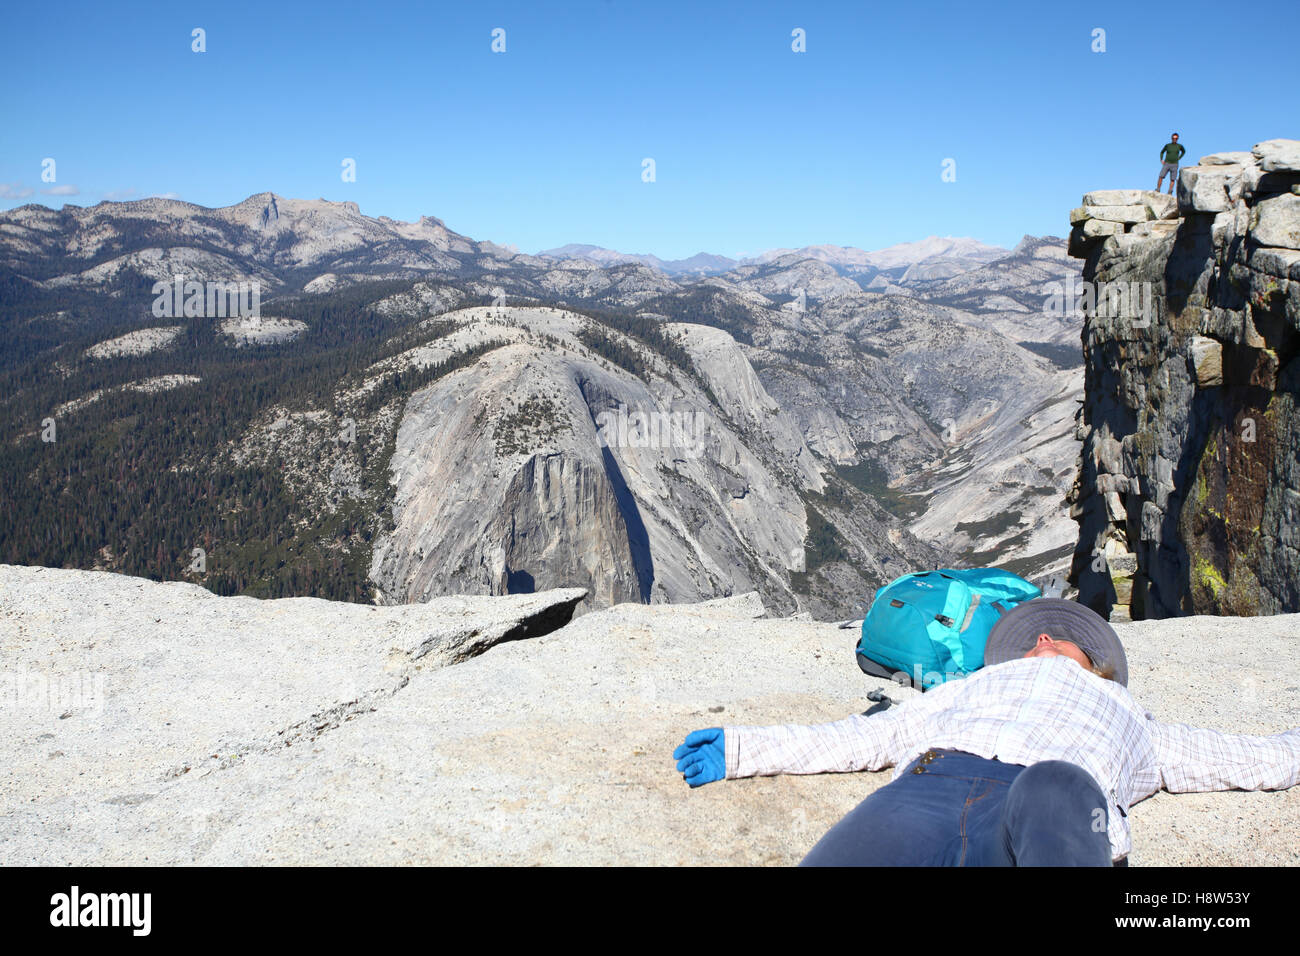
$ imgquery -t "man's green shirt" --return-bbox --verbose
[1160,142,1186,163]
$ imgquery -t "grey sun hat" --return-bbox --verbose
[983,598,1129,686]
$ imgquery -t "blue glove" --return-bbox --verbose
[673,728,725,787]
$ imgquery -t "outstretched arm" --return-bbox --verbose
[1151,721,1300,792]
[720,684,955,780]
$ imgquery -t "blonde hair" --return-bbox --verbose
[1085,654,1118,682]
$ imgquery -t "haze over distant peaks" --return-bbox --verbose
[537,236,1009,278]
[535,244,740,276]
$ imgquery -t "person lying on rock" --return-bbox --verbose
[673,598,1300,866]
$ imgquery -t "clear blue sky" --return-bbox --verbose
[2,1,1295,259]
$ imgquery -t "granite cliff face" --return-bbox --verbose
[713,236,1086,583]
[1067,139,1300,619]
[365,307,932,616]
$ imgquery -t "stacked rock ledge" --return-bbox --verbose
[1066,139,1300,620]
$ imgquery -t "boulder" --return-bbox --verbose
[1145,193,1180,220]
[1250,194,1300,250]
[1198,151,1256,166]
[1177,166,1239,213]
[1095,433,1124,474]
[1252,138,1300,173]
[1200,306,1244,341]
[1248,246,1300,281]
[1189,335,1224,387]
[1083,218,1124,239]
[1097,473,1130,494]
[1242,163,1300,198]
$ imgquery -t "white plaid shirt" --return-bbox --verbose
[723,656,1300,861]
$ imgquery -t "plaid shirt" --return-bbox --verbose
[724,656,1300,861]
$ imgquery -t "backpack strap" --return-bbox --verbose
[958,593,982,632]
[861,688,895,716]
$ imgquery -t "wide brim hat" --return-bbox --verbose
[984,598,1129,686]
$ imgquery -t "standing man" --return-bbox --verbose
[1157,133,1185,194]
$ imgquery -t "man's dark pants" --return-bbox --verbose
[799,749,1114,866]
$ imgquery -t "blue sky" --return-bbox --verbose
[2,1,1295,259]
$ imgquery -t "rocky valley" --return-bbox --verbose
[1,193,1086,618]
[7,139,1295,623]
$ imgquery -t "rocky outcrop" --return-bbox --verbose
[370,337,652,610]
[84,326,184,359]
[366,307,909,616]
[1067,139,1300,618]
[3,565,1297,865]
[220,316,307,347]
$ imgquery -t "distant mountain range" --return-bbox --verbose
[536,236,1010,281]
[534,244,739,277]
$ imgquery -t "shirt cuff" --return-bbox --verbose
[723,725,741,778]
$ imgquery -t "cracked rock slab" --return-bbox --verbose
[3,568,1298,866]
[0,564,584,844]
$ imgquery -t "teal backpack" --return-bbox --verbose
[856,569,1041,690]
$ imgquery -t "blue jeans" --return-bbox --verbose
[799,749,1113,866]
